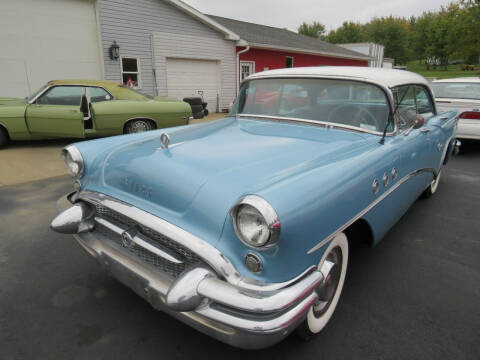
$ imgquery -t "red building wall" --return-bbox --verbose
[238,47,368,72]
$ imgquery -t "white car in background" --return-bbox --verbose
[432,77,480,140]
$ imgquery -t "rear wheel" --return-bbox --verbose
[296,233,349,340]
[125,119,154,134]
[0,127,9,149]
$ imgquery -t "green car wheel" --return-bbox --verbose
[125,119,155,134]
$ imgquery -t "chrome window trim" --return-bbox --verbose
[28,84,115,105]
[237,114,396,137]
[78,190,315,291]
[307,167,437,254]
[235,76,398,136]
[86,86,115,102]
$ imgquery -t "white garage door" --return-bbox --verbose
[0,0,102,98]
[165,58,220,113]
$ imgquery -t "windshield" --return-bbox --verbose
[27,84,48,102]
[432,82,480,100]
[231,78,392,133]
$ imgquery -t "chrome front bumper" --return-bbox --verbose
[53,193,323,349]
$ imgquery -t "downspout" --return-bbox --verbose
[236,44,250,95]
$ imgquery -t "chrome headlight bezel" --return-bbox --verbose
[231,195,281,250]
[61,145,84,179]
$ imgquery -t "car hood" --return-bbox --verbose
[0,97,26,106]
[85,118,376,241]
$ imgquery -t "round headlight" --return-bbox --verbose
[61,145,84,178]
[236,205,270,246]
[232,195,280,249]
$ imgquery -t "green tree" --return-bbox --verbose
[325,22,367,43]
[365,16,412,64]
[455,0,480,65]
[298,21,326,39]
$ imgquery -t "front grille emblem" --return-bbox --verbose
[121,228,137,248]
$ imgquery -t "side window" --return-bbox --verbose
[89,87,112,103]
[121,57,141,89]
[36,86,84,106]
[415,86,434,118]
[393,86,417,130]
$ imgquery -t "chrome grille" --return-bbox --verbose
[93,204,202,277]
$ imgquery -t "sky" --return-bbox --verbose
[182,0,454,32]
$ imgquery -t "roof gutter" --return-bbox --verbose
[236,44,250,95]
[248,42,373,61]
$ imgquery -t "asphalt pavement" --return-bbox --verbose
[0,142,479,360]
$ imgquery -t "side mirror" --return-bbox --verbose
[413,116,425,129]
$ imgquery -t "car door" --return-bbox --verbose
[26,86,85,138]
[86,86,115,135]
[415,85,456,172]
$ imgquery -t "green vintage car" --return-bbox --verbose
[0,80,193,148]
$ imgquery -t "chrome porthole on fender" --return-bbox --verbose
[382,173,389,186]
[372,179,380,194]
[391,167,398,181]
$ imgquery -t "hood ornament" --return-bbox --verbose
[160,133,170,149]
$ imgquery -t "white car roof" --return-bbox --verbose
[247,66,430,89]
[433,77,480,83]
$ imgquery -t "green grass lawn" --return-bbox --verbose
[406,60,479,80]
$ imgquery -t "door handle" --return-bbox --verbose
[69,109,80,113]
[420,128,430,134]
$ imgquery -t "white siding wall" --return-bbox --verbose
[153,32,235,110]
[97,0,236,110]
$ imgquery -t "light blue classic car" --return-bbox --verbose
[51,67,458,349]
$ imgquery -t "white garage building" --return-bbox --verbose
[0,0,104,98]
[0,0,240,112]
[97,0,240,112]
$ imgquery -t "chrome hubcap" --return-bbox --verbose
[313,247,342,317]
[131,121,148,133]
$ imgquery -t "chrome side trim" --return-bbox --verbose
[78,191,314,291]
[237,114,395,137]
[307,168,437,254]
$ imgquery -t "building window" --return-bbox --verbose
[285,56,294,68]
[240,61,255,82]
[121,56,141,89]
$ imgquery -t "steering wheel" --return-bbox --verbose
[327,104,379,130]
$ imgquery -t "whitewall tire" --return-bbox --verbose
[297,232,349,339]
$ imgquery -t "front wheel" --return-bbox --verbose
[297,232,349,340]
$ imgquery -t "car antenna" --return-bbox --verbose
[379,86,410,145]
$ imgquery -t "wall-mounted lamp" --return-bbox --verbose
[109,41,120,60]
